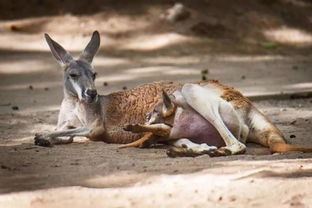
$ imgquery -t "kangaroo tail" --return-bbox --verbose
[249,108,312,154]
[269,142,312,153]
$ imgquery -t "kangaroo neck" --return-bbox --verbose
[63,92,103,127]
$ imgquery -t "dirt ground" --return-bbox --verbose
[1,0,312,207]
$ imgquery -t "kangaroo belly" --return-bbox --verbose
[169,106,240,148]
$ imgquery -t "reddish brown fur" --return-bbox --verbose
[200,80,252,109]
[102,81,183,143]
[103,80,251,144]
[118,132,154,148]
[115,80,312,155]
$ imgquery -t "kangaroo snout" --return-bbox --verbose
[86,89,97,99]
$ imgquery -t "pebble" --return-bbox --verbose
[12,106,19,110]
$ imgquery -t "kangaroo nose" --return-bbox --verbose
[86,89,97,99]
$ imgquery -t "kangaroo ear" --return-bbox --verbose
[44,33,73,67]
[79,31,100,64]
[162,90,176,117]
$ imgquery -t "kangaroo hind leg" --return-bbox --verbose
[181,84,246,155]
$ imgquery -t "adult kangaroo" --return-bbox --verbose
[34,31,183,146]
[34,31,312,157]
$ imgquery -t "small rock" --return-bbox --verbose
[162,3,190,23]
[201,69,209,74]
[44,87,49,91]
[202,75,207,81]
[12,106,19,110]
[280,108,287,112]
[292,65,298,70]
[1,165,9,169]
[103,82,108,86]
[122,86,127,90]
[9,24,20,31]
[28,85,33,90]
[290,134,296,138]
[70,162,79,165]
[290,120,296,125]
[229,196,236,201]
[241,75,246,80]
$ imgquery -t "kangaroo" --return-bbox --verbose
[122,82,312,157]
[34,31,184,146]
[34,31,312,157]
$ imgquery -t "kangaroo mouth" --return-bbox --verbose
[82,95,98,104]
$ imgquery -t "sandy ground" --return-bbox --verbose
[1,1,312,207]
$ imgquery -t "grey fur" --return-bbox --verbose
[45,31,99,103]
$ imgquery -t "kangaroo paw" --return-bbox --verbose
[208,144,246,157]
[34,133,54,147]
[166,146,215,158]
[123,124,146,133]
[207,147,232,157]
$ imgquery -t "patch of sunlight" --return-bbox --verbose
[0,60,49,74]
[93,56,132,68]
[283,82,312,90]
[0,33,45,51]
[0,32,111,51]
[164,68,199,75]
[82,172,148,188]
[126,66,181,73]
[96,74,138,82]
[120,33,198,51]
[21,104,60,113]
[264,27,312,45]
[211,55,284,62]
[142,56,201,65]
[242,84,312,99]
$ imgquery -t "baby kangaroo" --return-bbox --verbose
[123,81,312,157]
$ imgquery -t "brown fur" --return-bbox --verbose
[102,81,183,143]
[122,81,312,155]
[118,132,154,148]
[202,80,252,109]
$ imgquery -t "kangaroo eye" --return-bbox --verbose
[69,73,79,78]
[146,112,152,121]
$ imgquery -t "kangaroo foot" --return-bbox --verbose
[34,133,54,147]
